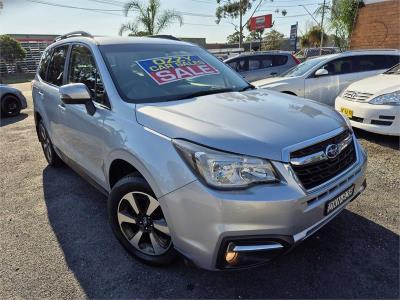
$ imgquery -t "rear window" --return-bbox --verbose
[273,55,288,66]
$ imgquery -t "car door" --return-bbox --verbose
[57,43,111,186]
[35,45,69,147]
[304,56,358,106]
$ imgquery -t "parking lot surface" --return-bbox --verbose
[1,83,399,299]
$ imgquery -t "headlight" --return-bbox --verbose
[173,139,279,189]
[369,91,400,105]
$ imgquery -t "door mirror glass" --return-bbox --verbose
[315,68,329,77]
[59,83,96,115]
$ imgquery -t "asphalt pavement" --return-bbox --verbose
[0,83,399,299]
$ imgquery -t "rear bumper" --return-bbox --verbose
[159,139,367,270]
[335,96,400,136]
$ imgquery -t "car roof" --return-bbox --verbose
[50,36,195,48]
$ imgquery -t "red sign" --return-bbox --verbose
[249,14,272,31]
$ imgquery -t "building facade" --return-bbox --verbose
[350,0,400,49]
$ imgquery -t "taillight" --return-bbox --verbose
[292,55,301,64]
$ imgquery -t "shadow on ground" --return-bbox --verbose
[354,128,399,150]
[42,166,399,299]
[0,113,29,127]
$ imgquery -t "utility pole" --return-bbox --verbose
[320,0,326,55]
[239,0,243,49]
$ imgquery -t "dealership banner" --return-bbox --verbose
[136,55,219,85]
[249,14,272,31]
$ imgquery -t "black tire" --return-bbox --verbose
[1,95,21,117]
[37,119,63,167]
[108,173,177,266]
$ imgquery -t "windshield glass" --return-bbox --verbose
[384,63,400,74]
[281,57,325,77]
[99,43,250,103]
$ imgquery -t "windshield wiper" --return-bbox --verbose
[239,84,256,92]
[174,88,234,100]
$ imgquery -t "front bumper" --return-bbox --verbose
[335,96,400,136]
[160,138,367,270]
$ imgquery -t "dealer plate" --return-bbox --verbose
[340,107,353,118]
[325,185,354,215]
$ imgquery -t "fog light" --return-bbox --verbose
[225,251,239,265]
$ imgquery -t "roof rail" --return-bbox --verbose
[54,31,93,42]
[148,35,181,41]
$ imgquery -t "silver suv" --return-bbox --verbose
[33,32,367,270]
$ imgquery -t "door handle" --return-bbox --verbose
[38,90,44,96]
[58,103,66,112]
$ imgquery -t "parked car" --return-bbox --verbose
[295,47,340,62]
[335,63,400,136]
[252,50,400,106]
[0,84,28,117]
[33,32,367,270]
[224,51,300,82]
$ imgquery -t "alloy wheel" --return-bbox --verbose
[117,191,171,256]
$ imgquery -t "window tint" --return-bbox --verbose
[356,55,399,72]
[249,57,261,70]
[260,55,273,68]
[386,55,400,67]
[320,57,355,75]
[228,58,248,72]
[68,44,108,107]
[46,45,69,86]
[38,49,52,80]
[273,55,288,66]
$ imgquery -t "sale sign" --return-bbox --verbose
[136,55,219,85]
[249,14,272,31]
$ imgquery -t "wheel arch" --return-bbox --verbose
[107,150,161,197]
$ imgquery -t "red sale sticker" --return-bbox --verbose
[136,55,219,85]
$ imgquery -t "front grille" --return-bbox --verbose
[290,130,357,190]
[343,90,373,102]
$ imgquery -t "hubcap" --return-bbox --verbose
[117,191,171,256]
[5,98,18,115]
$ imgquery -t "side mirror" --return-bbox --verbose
[59,83,96,115]
[314,68,329,77]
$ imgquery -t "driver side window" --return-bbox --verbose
[68,44,110,108]
[320,57,355,76]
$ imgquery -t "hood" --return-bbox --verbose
[251,76,293,87]
[136,89,345,161]
[346,74,400,95]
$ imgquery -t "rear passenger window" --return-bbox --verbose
[260,56,273,68]
[68,44,109,107]
[46,45,69,86]
[356,55,399,72]
[248,58,261,70]
[273,55,288,66]
[228,58,248,72]
[38,49,52,80]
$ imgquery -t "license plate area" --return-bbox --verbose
[325,185,355,215]
[340,107,353,118]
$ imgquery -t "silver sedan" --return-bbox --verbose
[0,84,28,117]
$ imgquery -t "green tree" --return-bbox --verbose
[119,0,183,36]
[262,29,284,50]
[0,35,26,63]
[316,0,359,50]
[227,31,244,44]
[300,26,328,48]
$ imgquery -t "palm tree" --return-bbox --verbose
[119,0,183,36]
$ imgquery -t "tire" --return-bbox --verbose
[1,95,21,117]
[108,174,177,265]
[37,119,63,167]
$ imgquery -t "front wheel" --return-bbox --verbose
[108,174,177,265]
[1,95,21,117]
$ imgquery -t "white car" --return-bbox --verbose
[252,50,400,106]
[335,64,400,136]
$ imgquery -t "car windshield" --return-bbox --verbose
[384,63,400,75]
[99,43,250,103]
[281,57,325,77]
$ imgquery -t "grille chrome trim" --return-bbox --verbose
[290,134,353,166]
[343,90,373,102]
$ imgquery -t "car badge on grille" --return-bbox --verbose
[325,144,340,159]
[350,91,358,99]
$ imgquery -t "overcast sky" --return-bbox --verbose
[0,0,324,43]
